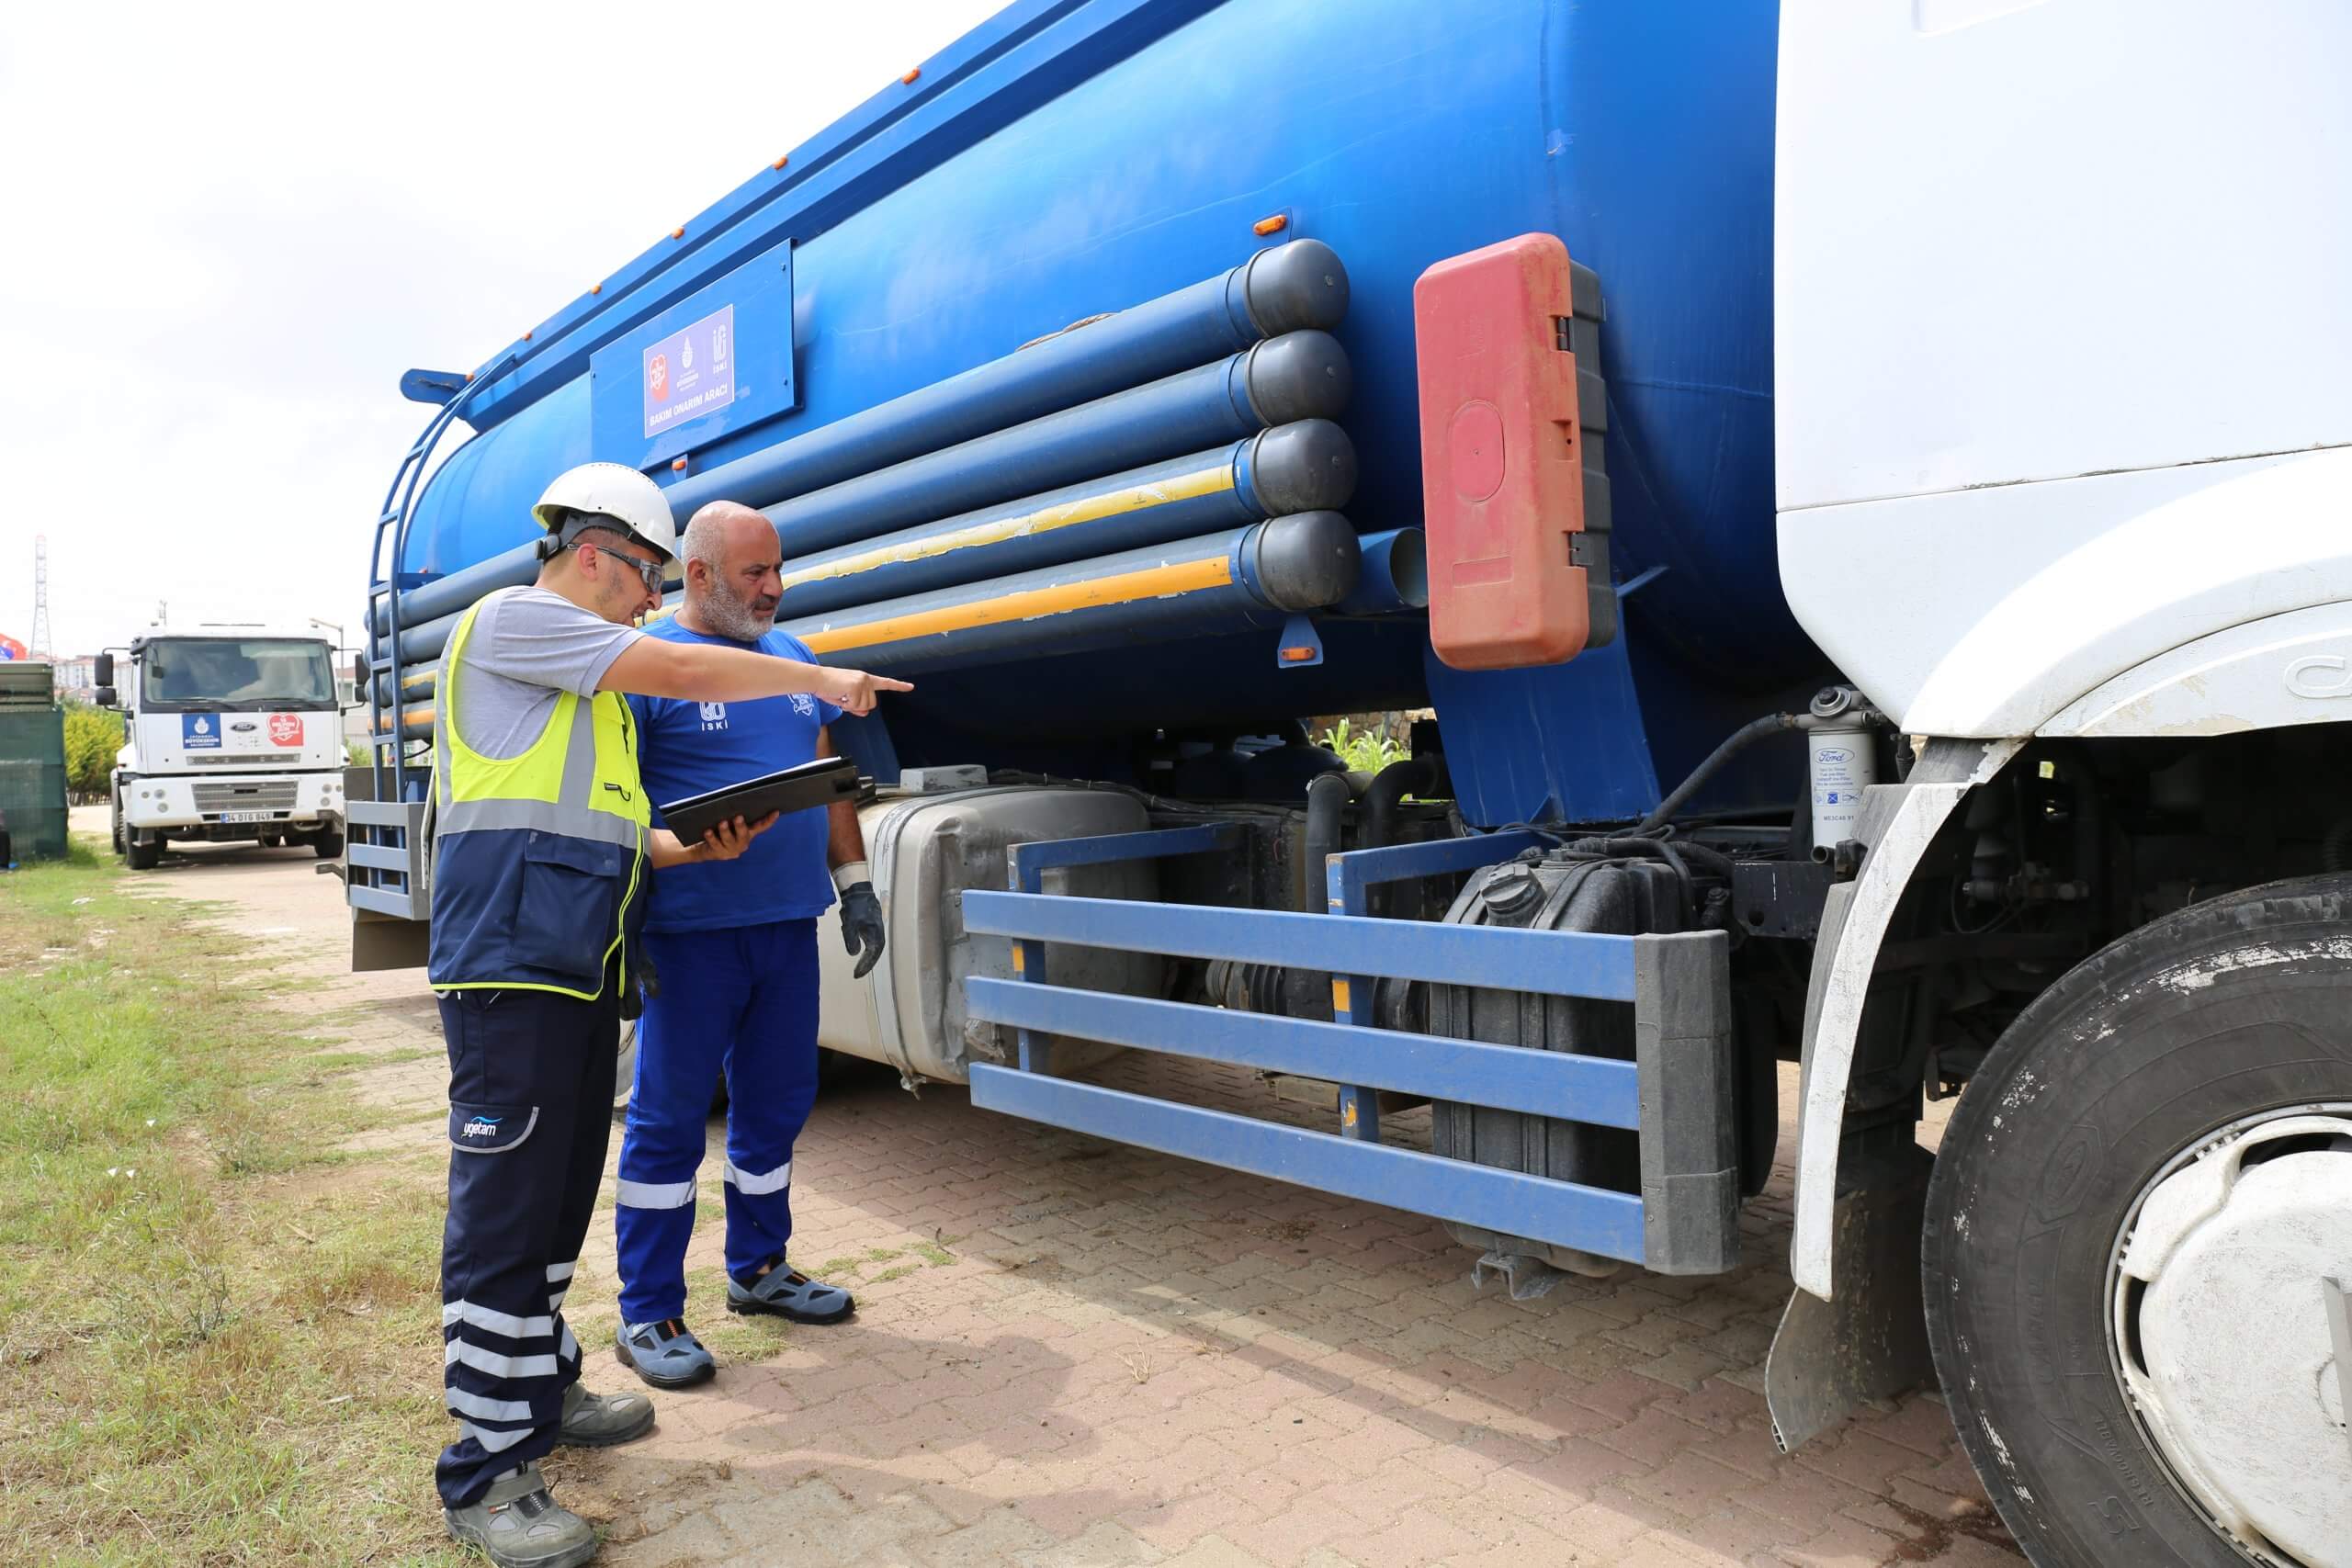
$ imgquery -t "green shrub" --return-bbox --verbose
[62,702,124,798]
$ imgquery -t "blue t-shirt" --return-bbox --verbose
[628,619,843,934]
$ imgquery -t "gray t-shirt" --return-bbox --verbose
[449,586,643,760]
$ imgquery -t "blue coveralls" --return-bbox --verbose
[613,620,842,1326]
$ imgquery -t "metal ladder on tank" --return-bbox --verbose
[346,356,515,920]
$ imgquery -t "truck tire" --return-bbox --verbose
[126,832,161,871]
[1923,874,2352,1568]
[111,792,126,857]
[311,830,344,861]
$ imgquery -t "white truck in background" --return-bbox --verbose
[97,625,348,869]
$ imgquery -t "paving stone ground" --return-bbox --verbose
[103,816,2019,1567]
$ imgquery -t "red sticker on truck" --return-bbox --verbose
[268,714,303,747]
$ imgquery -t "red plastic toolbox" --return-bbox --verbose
[1413,232,1592,670]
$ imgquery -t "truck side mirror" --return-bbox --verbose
[94,653,114,686]
[95,686,118,708]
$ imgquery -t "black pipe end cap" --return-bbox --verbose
[1247,419,1358,516]
[1242,332,1352,425]
[1241,239,1351,336]
[1250,511,1361,613]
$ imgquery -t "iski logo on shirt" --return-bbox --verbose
[789,694,817,718]
[698,701,728,730]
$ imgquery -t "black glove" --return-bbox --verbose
[839,881,885,980]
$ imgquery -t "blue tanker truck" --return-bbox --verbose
[347,3,2352,1562]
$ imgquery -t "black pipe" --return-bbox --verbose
[1302,771,1351,913]
[1362,758,1437,917]
[1633,714,1800,835]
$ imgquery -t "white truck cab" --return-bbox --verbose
[1774,4,2352,1562]
[99,623,348,869]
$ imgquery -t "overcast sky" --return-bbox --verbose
[0,0,1003,659]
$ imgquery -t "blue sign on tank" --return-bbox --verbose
[589,238,797,473]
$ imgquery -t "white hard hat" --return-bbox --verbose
[531,462,683,585]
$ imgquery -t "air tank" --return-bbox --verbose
[388,0,1812,825]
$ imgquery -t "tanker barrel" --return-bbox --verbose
[773,420,1355,621]
[375,240,1349,641]
[761,331,1351,558]
[1333,527,1429,616]
[790,512,1360,678]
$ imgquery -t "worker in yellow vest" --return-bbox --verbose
[429,462,909,1568]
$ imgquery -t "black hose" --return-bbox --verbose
[1362,758,1437,916]
[1302,772,1351,913]
[1566,833,1738,930]
[1634,714,1800,835]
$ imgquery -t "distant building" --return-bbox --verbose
[53,656,99,700]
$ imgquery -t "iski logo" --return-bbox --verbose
[267,713,303,747]
[649,353,671,402]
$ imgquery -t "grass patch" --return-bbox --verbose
[0,840,467,1565]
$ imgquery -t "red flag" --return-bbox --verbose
[0,633,28,661]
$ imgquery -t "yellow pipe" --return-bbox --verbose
[799,555,1234,656]
[775,465,1234,593]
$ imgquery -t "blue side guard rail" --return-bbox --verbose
[960,825,1739,1274]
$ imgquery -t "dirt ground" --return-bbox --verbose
[96,809,2017,1568]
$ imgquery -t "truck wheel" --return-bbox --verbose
[111,792,126,856]
[126,832,162,871]
[311,830,344,861]
[1924,874,2352,1567]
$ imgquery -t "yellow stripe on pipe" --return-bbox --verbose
[799,554,1235,656]
[374,704,435,738]
[775,465,1235,594]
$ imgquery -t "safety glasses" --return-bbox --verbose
[573,539,667,594]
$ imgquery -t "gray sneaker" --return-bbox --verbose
[443,1461,598,1568]
[556,1379,655,1447]
[615,1318,717,1389]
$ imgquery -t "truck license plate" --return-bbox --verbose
[220,810,275,824]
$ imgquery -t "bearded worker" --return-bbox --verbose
[608,500,888,1388]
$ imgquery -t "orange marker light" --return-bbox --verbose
[589,283,602,295]
[523,330,533,341]
[772,154,789,170]
[671,457,688,472]
[1253,213,1289,236]
[1280,644,1316,662]
[901,67,921,84]
[670,226,685,240]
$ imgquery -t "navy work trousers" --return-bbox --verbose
[614,919,820,1325]
[434,983,618,1508]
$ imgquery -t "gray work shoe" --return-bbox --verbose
[443,1461,598,1568]
[556,1378,654,1447]
[615,1318,716,1389]
[726,1258,854,1324]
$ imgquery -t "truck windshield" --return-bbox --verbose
[140,638,337,711]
